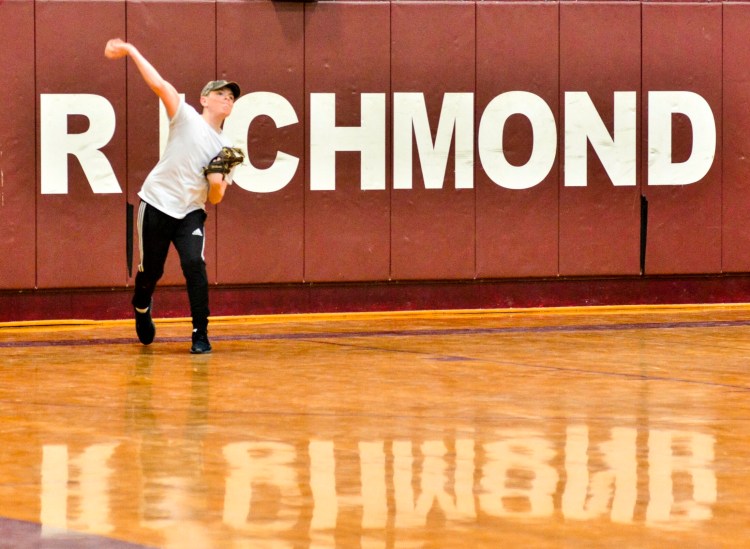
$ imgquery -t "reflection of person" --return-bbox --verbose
[105,38,241,354]
[125,352,211,531]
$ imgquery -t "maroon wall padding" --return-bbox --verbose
[559,2,642,276]
[390,2,476,280]
[722,4,750,273]
[9,274,750,323]
[5,1,749,319]
[642,3,722,275]
[0,1,36,290]
[475,2,559,279]
[35,1,126,289]
[304,1,391,282]
[216,1,305,284]
[126,1,217,288]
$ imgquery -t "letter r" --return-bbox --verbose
[40,94,121,195]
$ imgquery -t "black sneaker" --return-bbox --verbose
[190,329,212,354]
[134,301,156,345]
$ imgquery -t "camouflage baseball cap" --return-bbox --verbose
[201,79,241,99]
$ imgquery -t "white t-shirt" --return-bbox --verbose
[138,100,232,219]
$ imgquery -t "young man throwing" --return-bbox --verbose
[105,38,242,354]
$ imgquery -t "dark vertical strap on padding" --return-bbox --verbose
[126,202,134,278]
[640,195,649,275]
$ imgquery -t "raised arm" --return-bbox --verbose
[104,38,180,119]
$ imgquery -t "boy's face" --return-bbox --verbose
[201,87,235,118]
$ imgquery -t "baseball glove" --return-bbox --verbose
[203,146,245,178]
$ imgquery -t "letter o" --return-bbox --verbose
[478,91,557,190]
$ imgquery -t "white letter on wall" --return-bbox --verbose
[310,93,386,191]
[223,92,300,193]
[564,91,637,187]
[394,93,474,189]
[648,91,716,186]
[478,91,557,190]
[40,94,120,194]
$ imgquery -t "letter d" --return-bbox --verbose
[648,91,716,186]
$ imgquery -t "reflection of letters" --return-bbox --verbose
[225,428,717,536]
[479,432,559,517]
[222,441,302,532]
[393,439,476,528]
[40,442,119,536]
[563,425,638,522]
[33,423,719,542]
[360,442,388,529]
[309,440,337,530]
[646,430,717,524]
[309,440,388,531]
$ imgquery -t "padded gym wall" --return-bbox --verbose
[1,0,747,298]
[722,3,750,273]
[641,2,723,275]
[304,1,392,282]
[475,1,559,279]
[35,0,126,289]
[216,1,305,284]
[559,1,642,276]
[391,1,476,281]
[0,0,35,290]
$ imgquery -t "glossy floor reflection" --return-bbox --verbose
[1,305,750,548]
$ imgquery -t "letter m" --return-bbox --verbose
[393,93,474,190]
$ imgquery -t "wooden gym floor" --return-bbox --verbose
[1,304,749,548]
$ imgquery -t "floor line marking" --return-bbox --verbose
[3,318,750,349]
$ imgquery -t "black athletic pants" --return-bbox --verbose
[132,201,210,332]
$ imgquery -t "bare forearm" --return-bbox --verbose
[208,180,228,205]
[125,45,167,94]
